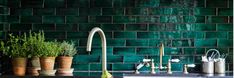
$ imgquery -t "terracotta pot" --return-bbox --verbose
[27,67,39,76]
[58,56,73,70]
[12,58,27,76]
[27,57,41,75]
[31,57,41,69]
[40,57,55,70]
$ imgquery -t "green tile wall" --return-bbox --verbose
[0,0,233,76]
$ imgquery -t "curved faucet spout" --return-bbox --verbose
[87,27,112,78]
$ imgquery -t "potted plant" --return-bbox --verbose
[57,41,77,74]
[0,34,29,76]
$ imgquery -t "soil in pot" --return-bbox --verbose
[58,56,73,69]
[40,57,55,70]
[12,58,27,76]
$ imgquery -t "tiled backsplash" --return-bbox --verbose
[0,0,233,76]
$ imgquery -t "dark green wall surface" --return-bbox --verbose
[0,0,233,76]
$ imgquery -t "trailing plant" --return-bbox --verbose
[40,41,62,57]
[59,41,77,57]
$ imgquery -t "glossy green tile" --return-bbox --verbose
[79,38,102,46]
[113,16,136,23]
[172,56,194,63]
[72,64,89,71]
[229,0,233,8]
[218,39,233,47]
[196,0,205,7]
[76,47,88,55]
[113,47,136,55]
[148,8,160,15]
[90,64,112,71]
[78,24,101,31]
[7,16,19,23]
[205,32,228,38]
[67,0,89,8]
[137,32,159,39]
[126,24,147,31]
[148,39,171,47]
[66,16,88,23]
[0,31,5,39]
[21,16,42,23]
[89,47,113,55]
[33,24,55,31]
[160,32,181,39]
[183,48,196,55]
[206,0,228,8]
[0,16,7,23]
[195,48,206,55]
[195,16,205,23]
[73,72,89,76]
[33,8,55,15]
[114,32,136,38]
[136,48,159,55]
[56,8,78,15]
[183,16,196,23]
[176,24,195,31]
[10,8,32,16]
[195,39,217,47]
[101,24,124,31]
[67,32,88,39]
[149,24,165,31]
[89,16,112,23]
[217,24,233,31]
[107,55,123,62]
[228,32,233,39]
[125,8,148,15]
[149,56,170,63]
[183,32,204,39]
[107,39,125,46]
[21,0,43,8]
[135,0,159,7]
[102,8,124,15]
[79,8,101,16]
[0,7,8,15]
[218,8,233,16]
[0,24,5,31]
[194,56,202,63]
[136,16,160,23]
[172,40,194,47]
[44,32,65,39]
[194,24,216,31]
[112,64,135,71]
[56,24,78,31]
[164,47,182,55]
[43,16,65,24]
[10,24,32,31]
[207,16,228,23]
[44,0,65,8]
[90,0,112,7]
[73,55,100,63]
[171,64,183,71]
[113,0,135,7]
[160,16,183,23]
[126,39,149,46]
[194,8,216,15]
[165,24,176,31]
[7,0,20,8]
[124,55,145,63]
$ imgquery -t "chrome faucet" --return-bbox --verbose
[87,27,112,78]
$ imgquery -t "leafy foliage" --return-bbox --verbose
[59,41,77,57]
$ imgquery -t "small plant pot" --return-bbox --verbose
[58,56,73,70]
[31,57,41,69]
[27,57,41,75]
[12,58,27,76]
[40,57,55,71]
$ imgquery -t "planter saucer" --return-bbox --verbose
[57,68,74,74]
[39,70,56,76]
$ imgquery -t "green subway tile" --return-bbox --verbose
[164,47,182,55]
[107,55,123,62]
[195,24,216,31]
[90,64,111,71]
[172,8,191,15]
[160,32,181,39]
[113,47,136,55]
[218,39,233,47]
[195,16,205,23]
[126,39,149,46]
[7,16,19,23]
[79,38,102,46]
[196,0,205,7]
[44,32,65,39]
[171,64,183,71]
[73,72,89,76]
[79,24,101,31]
[90,0,112,7]
[67,0,89,8]
[176,24,195,31]
[43,16,65,24]
[10,8,32,16]
[101,24,124,31]
[205,32,228,38]
[0,7,8,15]
[112,64,135,71]
[226,56,233,63]
[137,32,159,39]
[183,16,196,23]
[0,31,5,39]
[21,0,43,8]
[89,16,112,23]
[10,24,32,31]
[172,40,194,47]
[195,48,206,55]
[56,8,78,15]
[125,8,148,15]
[7,0,20,8]
[113,16,136,23]
[207,0,228,8]
[165,24,176,31]
[56,24,78,31]
[33,24,55,31]
[0,24,5,31]
[137,48,159,55]
[160,16,183,23]
[149,56,170,63]
[79,8,101,16]
[148,40,171,47]
[229,0,233,8]
[123,55,145,63]
[173,56,194,63]
[73,55,100,63]
[183,48,196,55]
[76,47,88,55]
[194,56,202,63]
[207,16,228,23]
[217,24,233,31]
[183,32,204,39]
[195,39,217,47]
[135,0,159,7]
[66,16,88,23]
[107,39,125,46]
[149,24,165,31]
[44,0,65,8]
[148,8,160,15]
[136,16,160,23]
[194,8,216,15]
[102,8,124,15]
[228,32,233,39]
[89,72,102,76]
[218,8,233,16]
[90,47,113,55]
[126,24,147,31]
[113,0,135,7]
[67,32,88,39]
[33,8,55,15]
[72,64,89,71]
[0,16,7,23]
[21,16,42,23]
[114,32,136,38]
